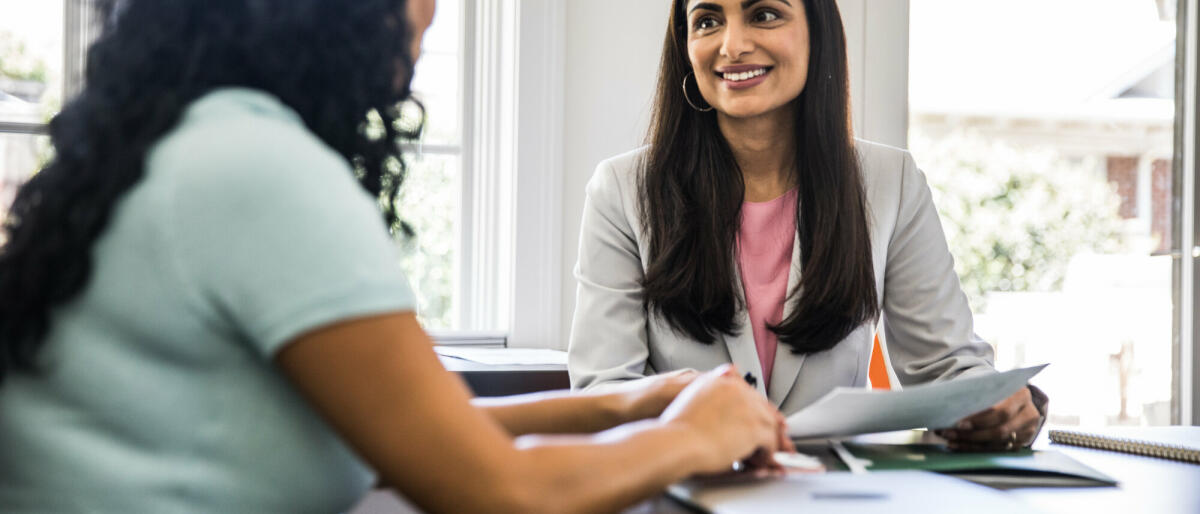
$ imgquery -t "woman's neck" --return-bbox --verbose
[717,108,796,203]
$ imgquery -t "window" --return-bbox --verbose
[0,0,64,212]
[401,0,464,331]
[907,0,1181,426]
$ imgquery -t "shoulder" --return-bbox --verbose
[586,145,650,199]
[854,138,926,206]
[577,146,651,240]
[149,88,360,202]
[855,138,918,184]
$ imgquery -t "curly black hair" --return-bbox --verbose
[0,0,422,383]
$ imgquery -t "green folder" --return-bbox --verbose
[842,443,1118,489]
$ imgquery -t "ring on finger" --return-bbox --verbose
[1005,430,1017,450]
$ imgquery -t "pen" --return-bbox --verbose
[830,440,869,474]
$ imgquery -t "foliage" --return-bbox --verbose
[910,129,1127,311]
[394,152,457,329]
[0,32,47,82]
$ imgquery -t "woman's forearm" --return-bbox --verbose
[279,313,745,513]
[473,390,632,435]
[508,420,708,514]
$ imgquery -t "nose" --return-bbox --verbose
[720,21,754,60]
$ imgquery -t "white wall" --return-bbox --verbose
[554,0,907,346]
[558,0,672,348]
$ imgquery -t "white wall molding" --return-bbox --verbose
[509,0,566,348]
[1179,0,1198,425]
[838,0,909,148]
[461,0,517,332]
[558,0,672,348]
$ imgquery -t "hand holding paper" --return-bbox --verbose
[786,364,1047,439]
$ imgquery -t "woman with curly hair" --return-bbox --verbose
[0,1,790,512]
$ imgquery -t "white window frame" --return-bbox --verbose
[440,0,564,348]
[1180,0,1198,426]
[837,0,909,148]
[875,0,1197,425]
[0,0,94,135]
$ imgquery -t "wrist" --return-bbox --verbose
[657,418,711,472]
[598,390,639,427]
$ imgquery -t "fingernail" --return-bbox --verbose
[957,421,972,430]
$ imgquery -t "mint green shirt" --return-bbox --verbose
[0,89,416,512]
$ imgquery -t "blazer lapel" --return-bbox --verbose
[768,234,806,406]
[725,265,768,397]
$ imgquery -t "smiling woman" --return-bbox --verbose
[687,0,810,118]
[568,0,1050,453]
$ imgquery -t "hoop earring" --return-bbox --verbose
[682,72,714,112]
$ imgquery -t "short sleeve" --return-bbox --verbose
[157,110,416,357]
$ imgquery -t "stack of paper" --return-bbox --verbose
[669,470,1037,514]
[433,346,568,366]
[787,365,1047,439]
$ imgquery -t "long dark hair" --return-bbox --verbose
[639,0,878,354]
[0,0,421,383]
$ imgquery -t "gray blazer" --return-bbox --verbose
[567,140,996,415]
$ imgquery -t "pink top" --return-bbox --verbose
[736,189,797,390]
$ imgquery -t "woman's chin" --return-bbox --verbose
[714,100,785,121]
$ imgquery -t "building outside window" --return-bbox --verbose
[909,0,1178,426]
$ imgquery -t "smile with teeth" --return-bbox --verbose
[721,68,770,82]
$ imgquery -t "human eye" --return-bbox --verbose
[751,9,781,23]
[693,14,720,32]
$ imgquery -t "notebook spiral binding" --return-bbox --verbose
[1049,430,1200,464]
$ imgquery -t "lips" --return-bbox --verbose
[714,65,773,89]
[721,68,768,82]
[714,65,773,83]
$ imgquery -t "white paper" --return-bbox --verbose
[669,470,1038,514]
[433,347,568,366]
[786,364,1047,438]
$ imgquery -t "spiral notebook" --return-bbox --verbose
[1049,427,1200,464]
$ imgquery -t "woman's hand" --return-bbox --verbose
[618,369,700,422]
[659,365,786,474]
[937,386,1042,451]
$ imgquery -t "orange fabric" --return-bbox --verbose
[868,333,891,390]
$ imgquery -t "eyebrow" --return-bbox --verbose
[688,0,791,14]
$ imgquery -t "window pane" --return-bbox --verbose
[0,132,49,215]
[400,1,463,330]
[909,0,1175,426]
[396,153,460,330]
[0,0,65,124]
[410,0,460,146]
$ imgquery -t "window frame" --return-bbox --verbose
[0,0,93,136]
[887,0,1197,425]
[1179,0,1198,426]
[448,0,565,348]
[838,0,909,148]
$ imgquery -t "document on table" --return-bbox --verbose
[668,470,1035,514]
[433,346,568,366]
[787,364,1047,439]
